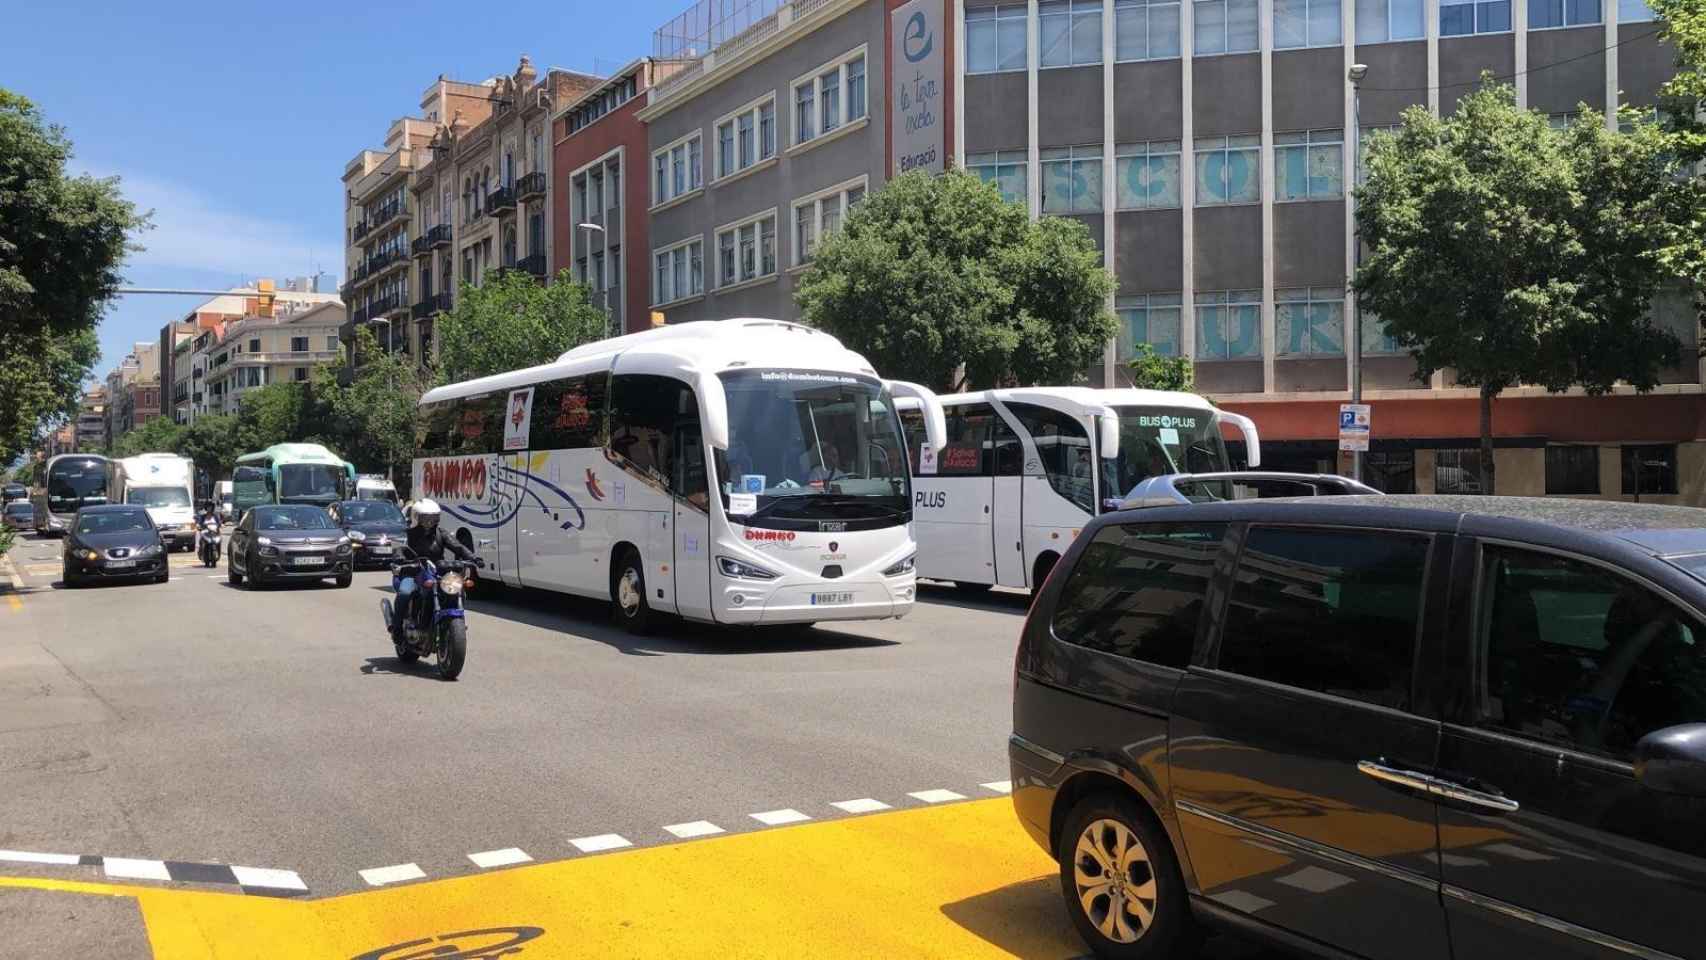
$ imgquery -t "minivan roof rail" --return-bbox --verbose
[1120,472,1382,509]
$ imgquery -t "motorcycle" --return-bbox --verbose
[380,549,477,681]
[198,525,222,567]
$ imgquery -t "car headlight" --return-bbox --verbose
[882,554,916,576]
[439,572,464,596]
[347,529,366,541]
[718,556,778,581]
[138,544,162,557]
[78,548,99,561]
[335,541,353,555]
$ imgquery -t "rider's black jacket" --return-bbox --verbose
[406,525,476,565]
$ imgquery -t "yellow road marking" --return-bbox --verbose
[1,799,1082,959]
[5,594,20,611]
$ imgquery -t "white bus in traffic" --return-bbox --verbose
[111,454,198,550]
[898,387,1260,591]
[32,453,110,536]
[413,318,947,631]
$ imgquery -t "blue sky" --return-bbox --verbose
[1,1,681,376]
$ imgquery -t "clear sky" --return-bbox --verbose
[1,0,683,378]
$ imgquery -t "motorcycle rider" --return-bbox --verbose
[393,499,477,641]
[194,502,222,562]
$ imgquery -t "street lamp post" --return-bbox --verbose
[371,316,396,486]
[578,222,611,337]
[1348,63,1369,484]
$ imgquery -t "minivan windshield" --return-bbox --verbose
[254,505,336,530]
[1100,406,1230,510]
[126,487,191,509]
[716,369,909,524]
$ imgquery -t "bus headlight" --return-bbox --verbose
[882,554,916,576]
[718,556,778,581]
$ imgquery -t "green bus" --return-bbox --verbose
[231,443,357,518]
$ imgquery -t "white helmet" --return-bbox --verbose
[409,498,442,531]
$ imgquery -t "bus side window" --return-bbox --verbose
[940,403,998,476]
[992,413,1023,477]
[1007,401,1094,512]
[532,373,609,450]
[898,409,925,471]
[418,401,456,458]
[452,395,500,456]
[609,374,685,487]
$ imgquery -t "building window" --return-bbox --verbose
[1116,294,1183,360]
[793,179,867,266]
[966,3,1029,73]
[1365,450,1415,493]
[793,49,867,147]
[1622,444,1678,495]
[1620,0,1656,20]
[1359,310,1402,354]
[1116,0,1183,60]
[1041,0,1104,67]
[1041,144,1104,214]
[1530,0,1600,26]
[1274,0,1341,47]
[248,338,261,353]
[1435,448,1485,494]
[1546,445,1601,494]
[290,336,309,353]
[969,151,1030,203]
[293,367,308,382]
[1195,290,1262,360]
[1275,287,1345,357]
[652,133,703,206]
[1440,0,1511,34]
[716,96,777,179]
[327,335,339,351]
[716,212,778,287]
[1195,135,1260,205]
[1275,129,1343,201]
[1115,140,1182,209]
[653,238,704,306]
[1195,0,1259,53]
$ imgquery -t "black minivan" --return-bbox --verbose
[1012,495,1706,960]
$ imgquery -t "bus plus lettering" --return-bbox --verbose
[419,457,489,501]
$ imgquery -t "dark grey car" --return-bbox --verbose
[227,504,353,589]
[1012,496,1706,960]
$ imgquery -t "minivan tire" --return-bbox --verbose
[1057,793,1196,960]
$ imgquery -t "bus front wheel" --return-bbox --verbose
[612,550,654,636]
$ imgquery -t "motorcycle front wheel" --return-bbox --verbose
[436,618,466,681]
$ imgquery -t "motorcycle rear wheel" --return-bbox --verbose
[436,619,466,681]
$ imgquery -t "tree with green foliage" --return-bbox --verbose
[1644,0,1706,329]
[312,328,430,481]
[230,382,319,455]
[0,88,149,466]
[795,170,1116,391]
[1354,81,1689,494]
[1126,343,1195,392]
[110,415,184,458]
[433,270,608,386]
[174,414,243,487]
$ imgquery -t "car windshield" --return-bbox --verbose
[5,503,31,516]
[341,501,402,523]
[47,459,108,513]
[279,463,343,501]
[126,487,191,509]
[254,506,335,530]
[76,511,151,535]
[716,369,910,522]
[1099,406,1230,510]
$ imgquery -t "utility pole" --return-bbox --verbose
[1347,63,1369,484]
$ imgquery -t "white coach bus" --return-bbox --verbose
[413,318,946,632]
[898,387,1261,591]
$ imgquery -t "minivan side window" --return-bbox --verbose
[1052,523,1227,668]
[1219,526,1430,710]
[1478,546,1706,762]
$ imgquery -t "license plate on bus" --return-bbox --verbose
[292,555,323,567]
[810,592,853,606]
[105,559,135,569]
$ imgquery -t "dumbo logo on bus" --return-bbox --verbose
[420,457,488,500]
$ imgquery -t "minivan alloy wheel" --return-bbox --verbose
[1073,819,1158,944]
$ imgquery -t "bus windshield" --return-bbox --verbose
[1100,405,1230,510]
[717,369,909,523]
[126,487,191,509]
[279,464,343,502]
[47,459,108,513]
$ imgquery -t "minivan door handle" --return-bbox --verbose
[1358,760,1520,814]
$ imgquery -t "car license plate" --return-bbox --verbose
[106,559,135,569]
[292,555,323,566]
[810,592,853,605]
[369,546,392,555]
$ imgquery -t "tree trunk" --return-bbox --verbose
[1479,385,1496,496]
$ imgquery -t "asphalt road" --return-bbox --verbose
[0,531,1282,959]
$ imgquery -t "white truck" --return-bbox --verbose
[111,454,198,551]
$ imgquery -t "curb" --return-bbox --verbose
[0,850,308,897]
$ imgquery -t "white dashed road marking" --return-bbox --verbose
[662,821,725,839]
[0,850,81,865]
[467,848,532,869]
[569,834,632,853]
[908,789,966,804]
[230,865,308,891]
[980,781,1012,794]
[830,798,892,814]
[359,862,426,886]
[104,858,172,882]
[750,809,811,826]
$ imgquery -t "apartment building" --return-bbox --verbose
[73,388,107,452]
[553,59,682,335]
[167,284,339,423]
[199,301,347,417]
[639,0,950,323]
[953,0,1705,501]
[102,344,153,446]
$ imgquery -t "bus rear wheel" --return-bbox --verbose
[612,550,654,636]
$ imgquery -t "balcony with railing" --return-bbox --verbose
[518,254,548,279]
[412,292,453,320]
[351,220,371,243]
[487,186,516,214]
[516,171,547,201]
[365,293,402,319]
[367,197,410,231]
[365,249,407,279]
[411,223,452,256]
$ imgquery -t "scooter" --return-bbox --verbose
[380,549,478,681]
[198,525,222,567]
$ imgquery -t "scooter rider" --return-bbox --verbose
[393,499,477,640]
[195,503,221,559]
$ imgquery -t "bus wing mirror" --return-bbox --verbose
[1218,411,1262,468]
[1096,407,1120,459]
[696,371,731,451]
[884,381,947,452]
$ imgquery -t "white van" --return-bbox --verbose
[111,454,198,550]
[354,475,398,502]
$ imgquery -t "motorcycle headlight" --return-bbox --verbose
[347,529,366,542]
[439,572,464,596]
[882,554,916,577]
[717,556,778,581]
